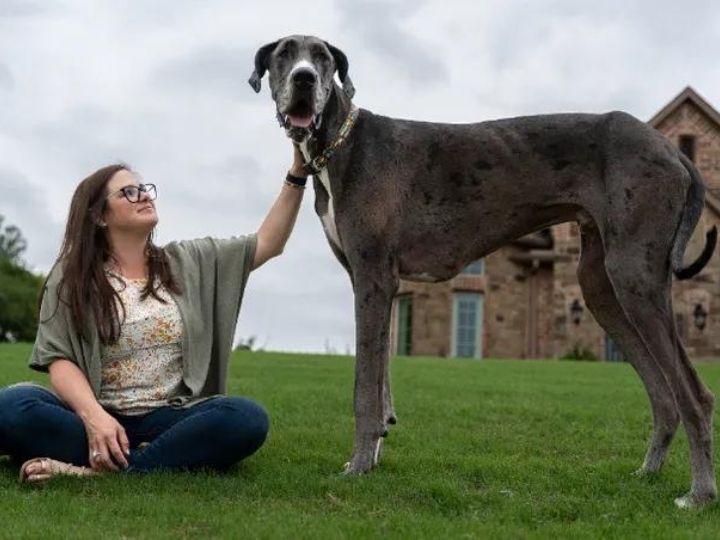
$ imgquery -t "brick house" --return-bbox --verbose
[390,86,720,360]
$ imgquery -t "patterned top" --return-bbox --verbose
[99,270,185,415]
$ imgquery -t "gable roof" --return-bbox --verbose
[648,87,720,217]
[649,86,720,130]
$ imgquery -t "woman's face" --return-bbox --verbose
[102,170,158,233]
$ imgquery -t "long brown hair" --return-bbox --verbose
[40,164,180,344]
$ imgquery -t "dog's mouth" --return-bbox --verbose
[283,99,320,129]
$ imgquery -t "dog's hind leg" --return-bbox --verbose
[603,235,716,507]
[576,222,679,475]
[671,329,717,507]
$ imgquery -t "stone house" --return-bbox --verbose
[390,86,720,360]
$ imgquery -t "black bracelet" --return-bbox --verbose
[285,172,308,187]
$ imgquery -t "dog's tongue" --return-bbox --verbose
[288,114,314,128]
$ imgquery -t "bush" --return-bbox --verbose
[560,343,598,361]
[0,255,44,342]
[234,335,257,351]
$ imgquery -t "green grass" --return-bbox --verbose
[1,343,720,539]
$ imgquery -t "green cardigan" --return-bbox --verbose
[28,234,257,408]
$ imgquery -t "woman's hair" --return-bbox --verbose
[39,163,180,345]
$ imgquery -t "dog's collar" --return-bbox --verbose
[302,106,360,175]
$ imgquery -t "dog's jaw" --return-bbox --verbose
[276,82,328,135]
[283,113,322,143]
[285,125,313,143]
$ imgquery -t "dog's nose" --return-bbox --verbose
[293,69,317,88]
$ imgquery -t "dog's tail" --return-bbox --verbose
[671,152,717,280]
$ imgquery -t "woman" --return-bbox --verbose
[0,145,308,482]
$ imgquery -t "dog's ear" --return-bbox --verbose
[248,40,279,93]
[325,41,355,99]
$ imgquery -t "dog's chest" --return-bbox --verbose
[300,141,344,251]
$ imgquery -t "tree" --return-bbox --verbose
[0,215,28,263]
[0,215,43,342]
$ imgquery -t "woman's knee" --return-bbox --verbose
[212,397,270,449]
[0,384,58,426]
[0,384,59,453]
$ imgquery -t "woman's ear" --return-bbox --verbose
[90,206,107,228]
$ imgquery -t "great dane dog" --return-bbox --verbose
[249,35,718,507]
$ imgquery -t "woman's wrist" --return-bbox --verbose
[285,170,307,189]
[78,403,106,424]
[288,163,307,177]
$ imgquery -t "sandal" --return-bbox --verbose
[19,457,96,484]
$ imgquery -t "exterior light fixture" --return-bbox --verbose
[693,303,708,331]
[570,299,584,326]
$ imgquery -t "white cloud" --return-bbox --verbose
[0,63,12,91]
[335,0,450,86]
[0,167,62,271]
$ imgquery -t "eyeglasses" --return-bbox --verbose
[106,183,157,203]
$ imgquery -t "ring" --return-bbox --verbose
[91,450,102,460]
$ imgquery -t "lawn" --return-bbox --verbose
[1,343,720,539]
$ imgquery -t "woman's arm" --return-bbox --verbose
[252,145,307,270]
[49,359,129,471]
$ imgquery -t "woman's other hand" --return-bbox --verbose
[82,408,130,471]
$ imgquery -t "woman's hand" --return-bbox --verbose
[82,408,130,472]
[289,143,306,177]
[48,359,131,472]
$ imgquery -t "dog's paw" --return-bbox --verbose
[631,466,659,478]
[340,462,369,476]
[674,491,717,509]
[340,447,378,475]
[674,494,697,509]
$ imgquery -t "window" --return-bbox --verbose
[461,259,484,275]
[396,296,413,356]
[679,135,696,162]
[604,334,624,362]
[452,293,484,358]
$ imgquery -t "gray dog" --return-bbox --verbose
[249,35,718,507]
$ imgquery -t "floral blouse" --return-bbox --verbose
[99,270,185,415]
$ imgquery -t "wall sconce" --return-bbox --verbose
[570,299,584,325]
[693,303,708,331]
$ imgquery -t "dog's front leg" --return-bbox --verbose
[344,272,398,474]
[383,354,396,426]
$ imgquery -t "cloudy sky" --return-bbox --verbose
[1,0,719,353]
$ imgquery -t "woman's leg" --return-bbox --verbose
[0,384,89,466]
[125,396,269,472]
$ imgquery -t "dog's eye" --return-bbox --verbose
[277,47,289,58]
[313,52,330,63]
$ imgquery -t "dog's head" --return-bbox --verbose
[248,35,355,141]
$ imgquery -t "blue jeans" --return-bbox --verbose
[0,384,269,472]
